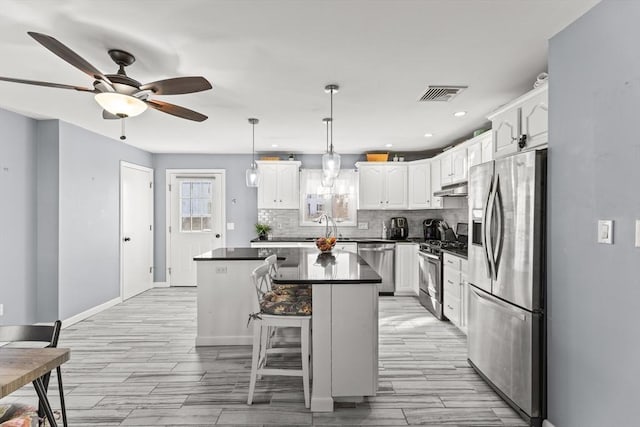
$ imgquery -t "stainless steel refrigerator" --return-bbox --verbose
[467,149,546,427]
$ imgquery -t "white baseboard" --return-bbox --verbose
[543,420,556,427]
[393,290,418,297]
[61,297,121,328]
[153,281,169,288]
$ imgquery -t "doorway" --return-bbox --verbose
[120,162,154,300]
[166,170,225,286]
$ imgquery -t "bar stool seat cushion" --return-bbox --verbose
[271,284,312,297]
[0,404,37,427]
[260,289,312,315]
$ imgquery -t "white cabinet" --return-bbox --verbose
[408,161,432,209]
[256,161,301,209]
[335,242,357,253]
[394,243,418,296]
[451,148,467,183]
[488,84,548,159]
[440,148,467,186]
[468,131,493,171]
[442,252,468,334]
[430,158,464,210]
[356,163,408,210]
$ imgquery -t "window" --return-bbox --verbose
[300,169,358,226]
[180,180,213,232]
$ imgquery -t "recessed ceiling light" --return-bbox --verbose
[424,133,433,138]
[453,111,467,117]
[385,143,393,148]
[271,144,279,148]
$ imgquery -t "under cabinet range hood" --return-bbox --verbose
[434,182,468,197]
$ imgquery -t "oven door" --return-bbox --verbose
[419,251,441,300]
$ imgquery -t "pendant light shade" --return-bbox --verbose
[245,118,260,187]
[322,84,341,179]
[321,117,334,187]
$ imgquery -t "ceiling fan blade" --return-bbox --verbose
[145,99,208,122]
[0,76,94,92]
[28,32,112,85]
[102,110,119,120]
[139,76,212,95]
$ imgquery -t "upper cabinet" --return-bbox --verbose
[467,130,493,172]
[440,147,468,187]
[408,160,432,209]
[357,163,408,210]
[256,161,301,209]
[488,84,548,159]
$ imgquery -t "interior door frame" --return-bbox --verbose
[165,169,226,286]
[120,161,154,301]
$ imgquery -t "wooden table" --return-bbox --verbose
[0,348,70,426]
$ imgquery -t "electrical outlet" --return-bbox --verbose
[215,266,227,274]
[358,222,369,230]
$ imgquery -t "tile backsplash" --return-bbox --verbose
[257,201,468,240]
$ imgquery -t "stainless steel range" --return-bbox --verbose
[418,234,467,319]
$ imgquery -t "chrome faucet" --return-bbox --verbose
[317,213,338,238]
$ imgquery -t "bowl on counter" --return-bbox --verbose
[315,236,337,253]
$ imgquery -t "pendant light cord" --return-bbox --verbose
[251,121,255,167]
[329,89,334,154]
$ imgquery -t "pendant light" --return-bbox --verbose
[322,84,341,179]
[245,118,260,187]
[321,117,334,187]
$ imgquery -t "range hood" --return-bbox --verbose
[434,181,468,197]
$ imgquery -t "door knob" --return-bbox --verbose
[123,237,131,242]
[215,234,221,238]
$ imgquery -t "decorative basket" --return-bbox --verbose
[366,153,389,162]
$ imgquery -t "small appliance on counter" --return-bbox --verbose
[387,217,408,240]
[423,218,450,241]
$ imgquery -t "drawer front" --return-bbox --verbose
[443,265,461,298]
[443,253,462,270]
[444,293,461,325]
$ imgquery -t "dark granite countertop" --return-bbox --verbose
[250,237,426,244]
[272,249,382,285]
[194,247,292,261]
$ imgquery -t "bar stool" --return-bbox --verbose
[247,263,312,408]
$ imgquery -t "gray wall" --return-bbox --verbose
[0,108,38,324]
[57,121,152,319]
[548,2,640,426]
[36,120,60,322]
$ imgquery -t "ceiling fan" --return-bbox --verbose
[0,32,212,129]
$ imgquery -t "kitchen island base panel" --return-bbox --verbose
[196,260,261,346]
[311,283,379,412]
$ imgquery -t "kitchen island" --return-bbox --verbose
[194,247,382,412]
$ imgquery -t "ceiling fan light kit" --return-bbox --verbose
[322,84,341,179]
[0,31,212,138]
[95,92,147,118]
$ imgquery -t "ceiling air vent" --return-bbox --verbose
[419,85,468,102]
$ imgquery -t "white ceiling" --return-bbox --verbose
[0,0,598,154]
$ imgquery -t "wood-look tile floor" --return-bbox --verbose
[1,288,528,426]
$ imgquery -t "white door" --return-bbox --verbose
[169,173,224,286]
[408,162,431,209]
[385,165,408,209]
[358,166,385,209]
[257,162,279,209]
[276,164,300,209]
[121,163,153,300]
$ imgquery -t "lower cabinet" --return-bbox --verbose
[394,243,418,296]
[442,252,468,334]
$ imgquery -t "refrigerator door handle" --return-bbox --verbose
[485,175,497,281]
[481,175,493,279]
[470,285,526,321]
[493,175,504,277]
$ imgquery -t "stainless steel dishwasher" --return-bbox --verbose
[357,242,395,294]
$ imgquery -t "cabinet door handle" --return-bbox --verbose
[273,199,277,202]
[386,201,389,204]
[279,199,282,202]
[447,305,454,310]
[447,280,454,284]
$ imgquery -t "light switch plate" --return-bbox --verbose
[597,220,613,244]
[635,220,640,248]
[226,222,235,230]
